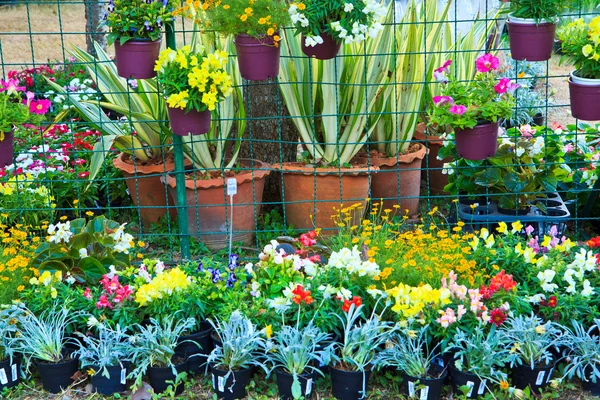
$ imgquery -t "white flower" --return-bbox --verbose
[79,248,89,258]
[343,2,354,12]
[527,293,546,304]
[266,297,291,313]
[250,282,261,298]
[336,287,352,300]
[87,316,100,329]
[441,162,455,175]
[155,260,165,274]
[244,263,254,274]
[367,287,383,298]
[106,265,118,279]
[48,221,73,244]
[582,280,594,297]
[65,274,76,285]
[318,284,337,299]
[303,260,317,277]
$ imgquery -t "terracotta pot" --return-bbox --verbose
[569,71,600,121]
[369,143,427,217]
[234,34,280,81]
[301,32,341,60]
[0,130,14,168]
[506,16,556,62]
[455,121,499,160]
[114,38,161,80]
[162,159,270,250]
[112,153,177,227]
[278,163,377,231]
[414,123,450,195]
[167,106,211,136]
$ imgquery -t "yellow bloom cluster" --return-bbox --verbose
[386,283,451,321]
[135,267,191,306]
[0,222,40,300]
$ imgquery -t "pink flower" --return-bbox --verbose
[0,79,25,95]
[525,225,535,236]
[29,99,51,115]
[507,81,520,95]
[96,294,113,309]
[436,308,457,328]
[433,95,454,106]
[435,60,452,74]
[83,287,92,299]
[449,104,467,115]
[78,171,90,178]
[25,91,35,105]
[433,70,448,83]
[299,233,317,247]
[476,53,499,73]
[519,124,535,138]
[562,143,574,153]
[494,77,511,94]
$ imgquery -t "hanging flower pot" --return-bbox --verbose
[114,39,162,80]
[301,32,341,60]
[568,71,600,121]
[175,320,214,375]
[90,364,129,395]
[210,364,253,400]
[0,356,20,391]
[329,365,372,400]
[512,361,554,391]
[402,366,447,400]
[167,106,211,136]
[35,355,79,394]
[234,34,280,81]
[276,370,315,400]
[147,356,188,395]
[0,130,14,168]
[454,121,499,161]
[506,15,556,61]
[449,365,488,399]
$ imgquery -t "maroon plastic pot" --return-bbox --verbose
[0,130,14,168]
[569,73,600,121]
[454,121,499,161]
[301,32,341,60]
[507,19,556,61]
[167,107,211,136]
[114,38,162,80]
[234,34,280,81]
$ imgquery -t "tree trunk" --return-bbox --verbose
[239,78,298,213]
[84,0,107,55]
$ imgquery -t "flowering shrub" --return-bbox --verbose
[558,16,600,79]
[288,0,386,47]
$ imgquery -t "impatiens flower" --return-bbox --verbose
[449,104,467,115]
[494,77,511,94]
[475,53,499,73]
[432,95,454,106]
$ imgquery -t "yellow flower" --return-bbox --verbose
[267,27,275,36]
[499,380,509,390]
[265,325,273,338]
[167,91,190,110]
[496,222,507,234]
[73,199,79,205]
[222,4,229,8]
[85,211,94,217]
[50,287,57,299]
[511,221,523,233]
[240,14,248,21]
[17,285,24,292]
[535,325,546,334]
[583,44,594,57]
[60,215,68,221]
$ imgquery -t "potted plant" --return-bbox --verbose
[557,16,600,121]
[129,316,196,395]
[155,45,233,136]
[287,0,386,60]
[505,0,566,61]
[561,320,600,396]
[7,305,83,394]
[206,311,269,400]
[376,326,447,400]
[500,314,563,392]
[428,54,516,161]
[73,322,133,395]
[102,0,177,79]
[329,304,395,400]
[0,305,24,391]
[185,0,289,81]
[446,325,509,399]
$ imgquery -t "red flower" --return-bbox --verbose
[342,296,362,312]
[299,233,317,247]
[291,284,314,305]
[96,294,113,309]
[547,295,557,308]
[83,287,92,299]
[490,308,507,326]
[586,237,600,248]
[78,172,90,179]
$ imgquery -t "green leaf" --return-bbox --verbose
[78,257,107,283]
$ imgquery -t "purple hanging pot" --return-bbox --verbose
[234,34,280,81]
[301,32,341,60]
[455,121,499,160]
[167,107,211,136]
[569,71,600,121]
[114,38,162,80]
[507,16,556,62]
[0,130,14,168]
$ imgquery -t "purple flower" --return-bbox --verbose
[525,225,535,236]
[507,81,520,96]
[228,254,238,271]
[476,53,499,73]
[144,21,154,31]
[433,70,448,84]
[549,225,558,237]
[156,17,163,28]
[433,95,454,106]
[107,3,114,12]
[226,272,237,288]
[449,104,467,115]
[162,0,168,6]
[208,268,221,283]
[197,261,204,272]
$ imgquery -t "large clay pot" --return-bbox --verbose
[301,32,341,60]
[413,123,450,195]
[0,130,14,168]
[369,143,427,217]
[506,16,556,62]
[112,153,177,227]
[162,159,270,249]
[278,163,377,231]
[569,71,600,121]
[234,34,280,81]
[114,38,161,80]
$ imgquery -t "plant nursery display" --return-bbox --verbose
[102,0,178,79]
[558,16,600,121]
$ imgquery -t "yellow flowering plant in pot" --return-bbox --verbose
[155,45,233,136]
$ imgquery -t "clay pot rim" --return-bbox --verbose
[112,152,177,175]
[162,158,271,190]
[366,143,429,168]
[276,162,378,176]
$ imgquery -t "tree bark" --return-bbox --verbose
[84,0,107,55]
[239,78,298,212]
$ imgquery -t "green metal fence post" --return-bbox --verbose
[166,22,191,260]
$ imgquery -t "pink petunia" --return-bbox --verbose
[449,104,467,115]
[433,70,448,83]
[476,53,499,73]
[29,99,51,115]
[433,95,454,106]
[434,59,452,74]
[0,79,26,95]
[494,77,511,94]
[507,81,520,95]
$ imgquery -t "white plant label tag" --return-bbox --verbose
[11,364,17,382]
[536,371,545,385]
[306,378,313,396]
[226,178,237,196]
[436,358,445,367]
[408,381,415,397]
[466,381,475,397]
[218,376,226,392]
[0,368,7,385]
[478,379,487,395]
[212,373,216,389]
[420,386,429,400]
[120,368,127,385]
[547,368,554,383]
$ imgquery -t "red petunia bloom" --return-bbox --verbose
[291,284,314,305]
[490,308,507,326]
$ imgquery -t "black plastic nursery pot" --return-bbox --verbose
[210,365,254,400]
[582,366,600,396]
[147,357,188,395]
[90,364,129,395]
[276,369,316,400]
[35,355,79,394]
[403,365,448,400]
[0,356,21,391]
[512,361,555,392]
[329,365,372,400]
[176,320,213,374]
[449,365,488,399]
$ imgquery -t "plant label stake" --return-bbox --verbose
[227,178,237,258]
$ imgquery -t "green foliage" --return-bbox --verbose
[557,17,600,79]
[0,89,31,137]
[506,0,568,22]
